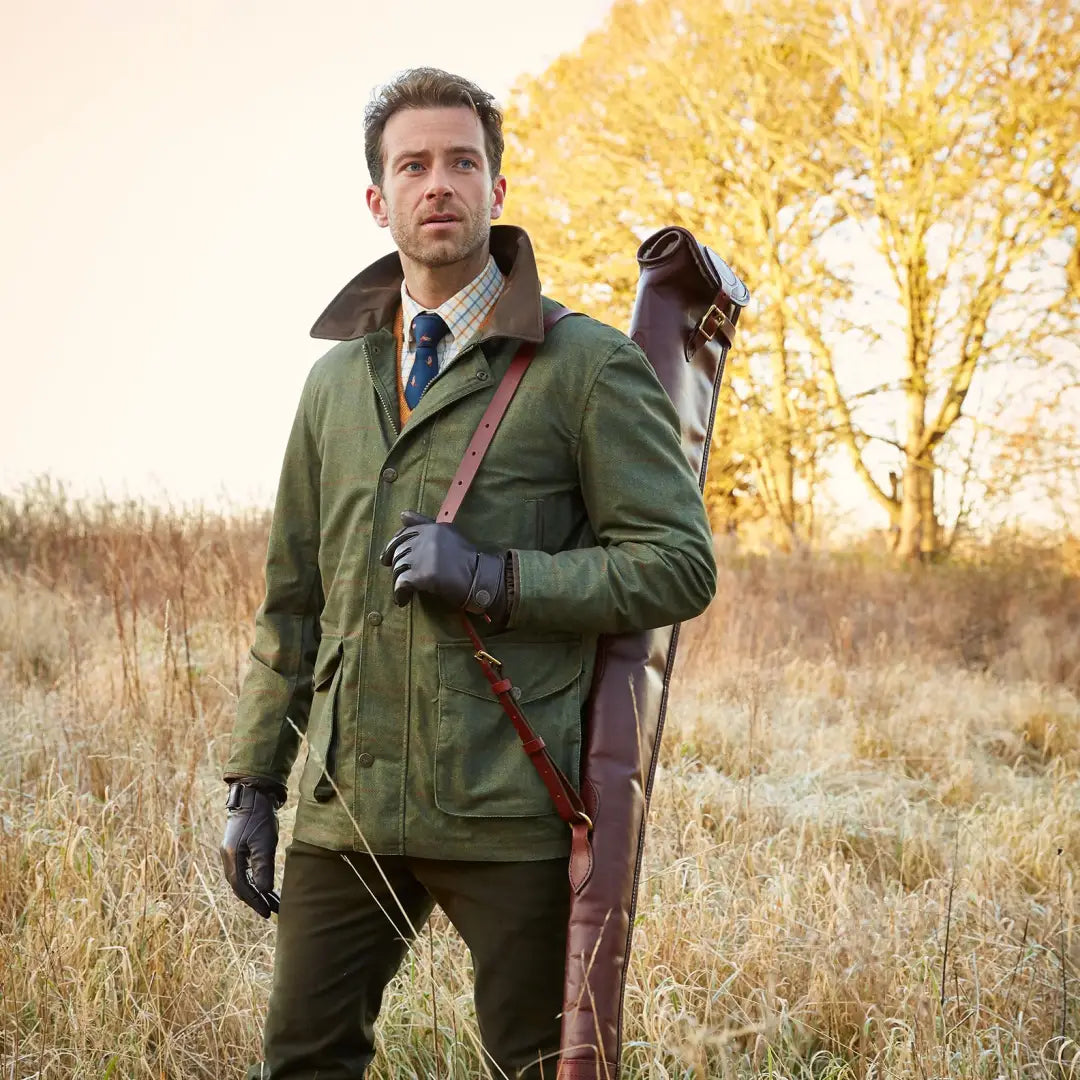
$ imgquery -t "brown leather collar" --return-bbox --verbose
[309,224,545,344]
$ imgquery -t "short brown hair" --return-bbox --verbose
[364,67,504,186]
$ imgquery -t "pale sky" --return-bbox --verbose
[1,0,617,506]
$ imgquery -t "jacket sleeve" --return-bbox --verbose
[509,341,716,635]
[224,374,323,787]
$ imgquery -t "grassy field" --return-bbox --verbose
[0,486,1077,1078]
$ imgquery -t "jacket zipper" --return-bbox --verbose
[362,339,399,436]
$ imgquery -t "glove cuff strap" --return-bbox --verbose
[225,776,287,810]
[465,551,508,626]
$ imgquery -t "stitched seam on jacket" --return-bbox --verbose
[572,339,637,465]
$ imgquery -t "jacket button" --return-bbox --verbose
[511,686,523,701]
[366,611,383,626]
[381,467,398,483]
[358,752,374,768]
[475,370,488,381]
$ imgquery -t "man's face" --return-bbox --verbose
[366,106,506,271]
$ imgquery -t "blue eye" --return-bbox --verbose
[457,159,477,170]
[403,162,423,173]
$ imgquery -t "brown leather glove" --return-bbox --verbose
[220,777,285,918]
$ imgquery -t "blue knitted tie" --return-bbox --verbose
[405,312,450,408]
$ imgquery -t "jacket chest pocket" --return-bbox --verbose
[529,488,590,554]
[300,636,344,803]
[434,639,583,818]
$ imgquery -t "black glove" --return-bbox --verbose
[380,511,509,626]
[221,778,285,918]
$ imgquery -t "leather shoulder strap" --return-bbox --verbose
[437,305,574,524]
[433,303,594,892]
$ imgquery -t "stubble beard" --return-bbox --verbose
[390,203,492,271]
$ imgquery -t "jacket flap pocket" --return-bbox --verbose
[312,636,344,692]
[438,639,582,705]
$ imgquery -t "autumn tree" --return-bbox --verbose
[501,0,846,549]
[501,0,1080,555]
[810,0,1080,557]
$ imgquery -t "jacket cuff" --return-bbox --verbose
[505,550,520,627]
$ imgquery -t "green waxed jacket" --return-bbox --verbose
[224,226,716,860]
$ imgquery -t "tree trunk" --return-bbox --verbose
[896,456,940,559]
[896,377,935,559]
[918,466,939,558]
[896,457,922,559]
[766,314,797,550]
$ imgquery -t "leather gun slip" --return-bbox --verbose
[436,227,748,1078]
[557,227,749,1080]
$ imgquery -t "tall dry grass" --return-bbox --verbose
[0,484,1077,1078]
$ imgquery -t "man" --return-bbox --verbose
[221,67,716,1079]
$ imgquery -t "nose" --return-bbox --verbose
[424,164,454,199]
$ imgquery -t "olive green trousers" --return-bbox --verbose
[248,840,570,1079]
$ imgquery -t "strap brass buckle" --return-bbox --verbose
[474,649,502,667]
[573,811,594,830]
[697,303,730,343]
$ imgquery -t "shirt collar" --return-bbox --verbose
[400,255,504,348]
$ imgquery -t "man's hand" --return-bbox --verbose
[221,778,285,919]
[380,511,508,625]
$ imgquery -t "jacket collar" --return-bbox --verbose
[310,225,545,345]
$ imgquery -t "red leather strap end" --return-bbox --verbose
[568,820,594,894]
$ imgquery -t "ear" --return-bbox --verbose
[489,175,507,221]
[366,184,390,228]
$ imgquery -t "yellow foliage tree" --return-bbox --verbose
[809,0,1080,557]
[502,0,1080,555]
[502,0,843,549]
